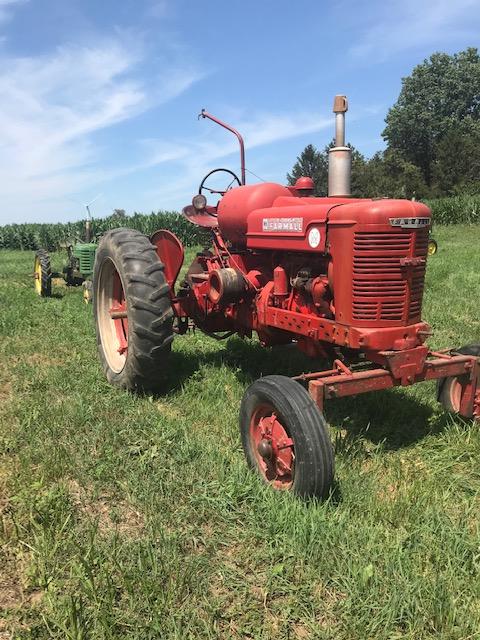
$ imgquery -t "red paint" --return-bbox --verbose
[147,160,478,418]
[150,229,184,293]
[199,109,246,186]
[294,176,314,191]
[273,266,288,297]
[111,269,128,355]
[249,403,294,488]
[171,192,434,353]
[305,351,479,419]
[181,204,219,228]
[217,183,292,246]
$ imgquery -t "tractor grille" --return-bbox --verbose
[74,244,97,276]
[352,229,428,323]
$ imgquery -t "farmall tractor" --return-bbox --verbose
[92,96,479,499]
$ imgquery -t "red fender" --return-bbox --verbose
[150,229,185,294]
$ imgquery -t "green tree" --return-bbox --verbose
[287,142,367,197]
[287,144,328,195]
[350,145,367,198]
[361,149,429,199]
[383,48,480,186]
[431,122,480,195]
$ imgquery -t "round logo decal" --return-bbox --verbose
[308,227,321,248]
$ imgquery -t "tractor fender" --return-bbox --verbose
[150,229,185,295]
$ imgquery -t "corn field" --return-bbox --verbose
[424,195,480,226]
[0,210,208,251]
[1,195,479,251]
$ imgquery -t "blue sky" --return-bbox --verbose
[1,0,479,224]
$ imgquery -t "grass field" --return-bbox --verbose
[1,225,480,639]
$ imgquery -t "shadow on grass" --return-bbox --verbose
[326,390,450,451]
[162,336,313,390]
[162,335,451,452]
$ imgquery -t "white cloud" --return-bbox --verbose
[0,33,204,222]
[143,109,333,169]
[350,0,480,61]
[138,109,335,210]
[0,34,368,221]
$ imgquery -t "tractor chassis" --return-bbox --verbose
[293,347,479,419]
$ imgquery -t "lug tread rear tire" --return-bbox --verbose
[240,375,334,499]
[94,228,174,392]
[34,249,52,297]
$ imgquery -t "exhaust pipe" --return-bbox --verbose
[328,95,351,197]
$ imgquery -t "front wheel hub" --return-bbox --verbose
[249,406,294,488]
[257,438,273,460]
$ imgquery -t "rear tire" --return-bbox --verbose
[93,228,174,392]
[34,249,52,297]
[240,375,334,499]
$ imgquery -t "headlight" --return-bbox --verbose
[192,194,207,210]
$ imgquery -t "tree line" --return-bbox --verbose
[288,48,480,199]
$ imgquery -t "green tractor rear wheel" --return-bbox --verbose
[428,238,438,256]
[34,249,52,297]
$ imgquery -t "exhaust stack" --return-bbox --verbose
[328,95,351,197]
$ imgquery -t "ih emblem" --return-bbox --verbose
[389,217,430,229]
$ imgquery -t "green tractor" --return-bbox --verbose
[33,203,97,303]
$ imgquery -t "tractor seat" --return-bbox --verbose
[182,205,218,228]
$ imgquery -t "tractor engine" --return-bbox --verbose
[203,185,432,354]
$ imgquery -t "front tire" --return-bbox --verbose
[240,375,334,499]
[93,228,174,392]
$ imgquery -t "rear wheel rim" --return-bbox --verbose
[249,403,295,489]
[448,377,463,412]
[474,388,480,421]
[97,258,128,373]
[34,257,42,295]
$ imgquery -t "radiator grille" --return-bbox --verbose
[73,244,97,276]
[352,229,428,323]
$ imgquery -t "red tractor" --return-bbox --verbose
[93,96,480,499]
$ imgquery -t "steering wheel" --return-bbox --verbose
[199,168,241,197]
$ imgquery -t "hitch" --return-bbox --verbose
[299,350,479,418]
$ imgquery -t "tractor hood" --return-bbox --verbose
[217,182,431,252]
